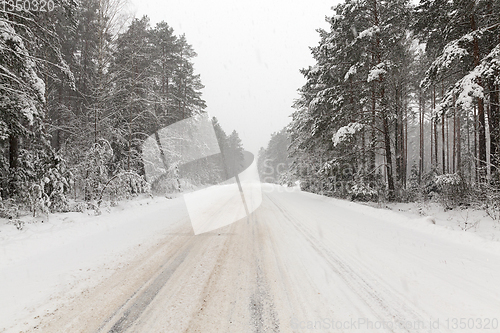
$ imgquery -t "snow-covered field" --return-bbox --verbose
[1,186,500,332]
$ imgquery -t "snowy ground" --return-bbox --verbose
[371,201,500,243]
[1,186,500,332]
[0,195,189,332]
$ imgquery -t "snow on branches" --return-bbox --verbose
[357,25,380,39]
[333,122,364,147]
[0,19,46,124]
[344,64,358,82]
[435,44,500,113]
[421,29,487,89]
[367,61,391,83]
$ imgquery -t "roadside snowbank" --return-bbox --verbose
[0,195,189,332]
[297,190,500,256]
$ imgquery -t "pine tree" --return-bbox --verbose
[0,18,47,198]
[417,0,500,181]
[290,0,413,200]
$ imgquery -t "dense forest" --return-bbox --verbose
[0,0,244,217]
[2,0,500,219]
[260,0,500,207]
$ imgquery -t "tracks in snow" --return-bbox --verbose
[266,193,432,333]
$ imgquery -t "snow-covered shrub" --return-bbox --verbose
[69,201,87,213]
[151,175,181,195]
[43,159,72,212]
[86,200,101,216]
[9,219,24,230]
[402,164,421,202]
[99,200,111,213]
[78,140,113,202]
[403,165,440,203]
[29,183,50,217]
[0,198,19,219]
[99,172,150,204]
[7,151,39,206]
[278,170,294,186]
[49,181,69,212]
[349,182,378,202]
[178,178,198,191]
[434,173,469,209]
[150,162,182,195]
[476,184,500,221]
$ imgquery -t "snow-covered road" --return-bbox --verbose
[2,185,500,332]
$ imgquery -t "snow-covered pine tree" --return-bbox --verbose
[417,0,500,182]
[0,18,47,200]
[290,0,413,200]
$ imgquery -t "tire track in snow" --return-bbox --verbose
[98,194,243,332]
[249,219,280,333]
[98,243,192,333]
[266,193,431,333]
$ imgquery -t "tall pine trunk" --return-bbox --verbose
[489,81,499,173]
[371,0,395,200]
[419,90,424,181]
[441,82,446,174]
[455,97,461,175]
[471,13,486,180]
[433,86,438,168]
[8,133,19,196]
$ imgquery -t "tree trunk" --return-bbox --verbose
[419,90,423,181]
[453,104,456,173]
[441,82,446,174]
[9,134,19,169]
[455,97,461,175]
[370,83,376,175]
[395,87,403,183]
[486,99,491,181]
[446,113,450,173]
[400,91,406,188]
[8,133,19,196]
[466,106,471,182]
[489,82,499,173]
[471,13,486,180]
[433,86,438,167]
[430,95,434,169]
[403,99,408,188]
[371,0,394,199]
[442,111,446,174]
[474,104,478,183]
[382,111,395,200]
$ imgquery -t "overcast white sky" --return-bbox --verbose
[130,0,341,153]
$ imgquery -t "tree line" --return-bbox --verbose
[257,128,291,184]
[0,1,244,216]
[285,0,500,205]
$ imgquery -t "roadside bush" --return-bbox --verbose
[474,183,500,220]
[69,201,87,213]
[49,181,69,213]
[29,183,50,217]
[78,140,113,202]
[43,157,72,213]
[0,198,19,219]
[434,173,469,209]
[103,172,150,202]
[349,182,378,202]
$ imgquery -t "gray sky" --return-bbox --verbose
[130,0,341,153]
